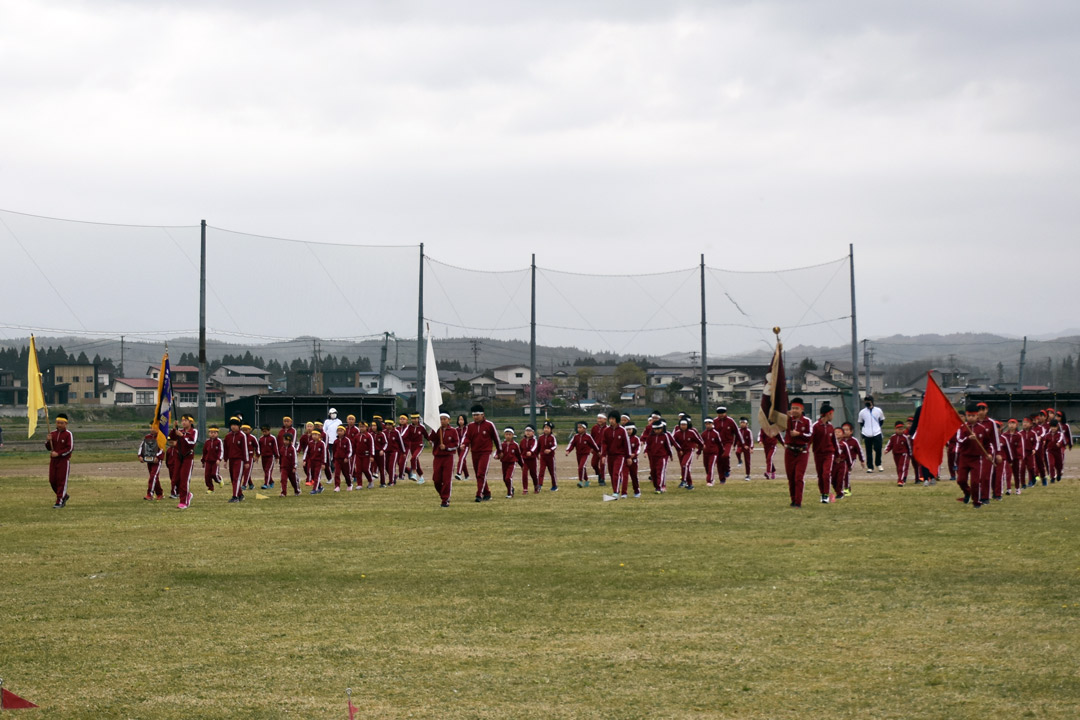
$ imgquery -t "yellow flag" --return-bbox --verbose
[27,334,48,438]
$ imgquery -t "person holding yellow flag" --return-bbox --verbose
[45,413,74,508]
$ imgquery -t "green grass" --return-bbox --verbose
[0,453,1078,719]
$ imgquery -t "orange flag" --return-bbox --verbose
[912,372,963,474]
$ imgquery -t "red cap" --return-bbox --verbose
[895,421,906,428]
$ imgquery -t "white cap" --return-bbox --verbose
[328,408,338,415]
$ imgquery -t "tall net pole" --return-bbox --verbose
[417,243,424,414]
[530,253,537,430]
[699,254,708,424]
[197,219,207,441]
[848,243,859,422]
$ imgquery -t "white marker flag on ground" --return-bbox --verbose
[422,329,442,431]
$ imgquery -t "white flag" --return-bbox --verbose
[422,332,442,431]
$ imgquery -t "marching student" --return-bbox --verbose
[307,430,327,494]
[644,420,676,493]
[372,417,388,485]
[783,398,812,508]
[277,416,299,454]
[426,413,461,507]
[945,433,959,482]
[201,424,224,494]
[884,421,912,487]
[975,402,1001,501]
[454,414,471,481]
[298,421,315,485]
[331,424,353,491]
[838,422,864,496]
[810,402,838,503]
[258,424,279,490]
[242,423,260,491]
[590,413,608,486]
[224,418,248,502]
[403,414,426,483]
[830,427,849,500]
[279,433,302,496]
[519,425,540,494]
[955,402,994,507]
[626,423,642,498]
[45,413,74,508]
[1002,419,1023,495]
[353,420,377,489]
[566,421,600,487]
[395,415,410,481]
[499,427,522,498]
[382,418,405,486]
[138,420,164,501]
[673,418,702,490]
[1019,416,1038,489]
[757,426,781,480]
[1032,411,1048,484]
[168,414,198,510]
[734,417,754,481]
[464,404,501,502]
[700,417,722,487]
[538,421,559,492]
[605,411,633,499]
[1047,418,1065,483]
[165,437,180,499]
[713,406,739,481]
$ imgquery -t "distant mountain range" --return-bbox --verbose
[2,332,1077,376]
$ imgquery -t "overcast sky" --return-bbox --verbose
[2,0,1077,354]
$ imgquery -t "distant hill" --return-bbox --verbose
[2,331,1077,379]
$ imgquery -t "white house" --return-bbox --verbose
[493,364,532,386]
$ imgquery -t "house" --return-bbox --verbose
[44,363,100,405]
[731,379,766,402]
[803,370,843,392]
[0,369,28,406]
[646,367,695,388]
[380,369,418,398]
[108,377,160,406]
[495,383,526,401]
[823,361,884,395]
[493,364,533,386]
[619,383,647,406]
[705,368,755,396]
[568,366,619,402]
[913,368,971,389]
[210,365,272,403]
[138,364,223,408]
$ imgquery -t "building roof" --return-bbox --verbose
[172,365,199,373]
[213,376,271,386]
[493,364,530,371]
[218,365,270,376]
[114,377,159,389]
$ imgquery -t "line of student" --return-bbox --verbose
[42,401,1072,511]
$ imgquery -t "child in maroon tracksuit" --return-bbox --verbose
[258,425,279,490]
[138,422,164,500]
[734,418,754,481]
[280,433,301,496]
[566,422,600,487]
[757,428,781,480]
[884,422,912,486]
[519,425,540,494]
[627,425,642,497]
[538,421,559,491]
[499,428,522,498]
[201,425,223,493]
[307,431,327,494]
[332,425,353,491]
[700,419,722,486]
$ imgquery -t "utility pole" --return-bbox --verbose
[197,219,207,443]
[471,338,481,373]
[119,335,125,378]
[862,339,870,396]
[379,332,389,394]
[1018,336,1027,388]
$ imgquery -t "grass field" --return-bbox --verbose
[1,440,1078,719]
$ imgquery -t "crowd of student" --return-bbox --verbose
[39,400,1071,511]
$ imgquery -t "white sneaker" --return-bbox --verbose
[334,487,340,493]
[633,492,641,498]
[866,468,873,474]
[877,465,884,472]
[745,475,751,481]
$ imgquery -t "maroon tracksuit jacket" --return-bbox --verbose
[46,427,74,504]
[465,419,501,498]
[426,425,460,504]
[783,415,812,506]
